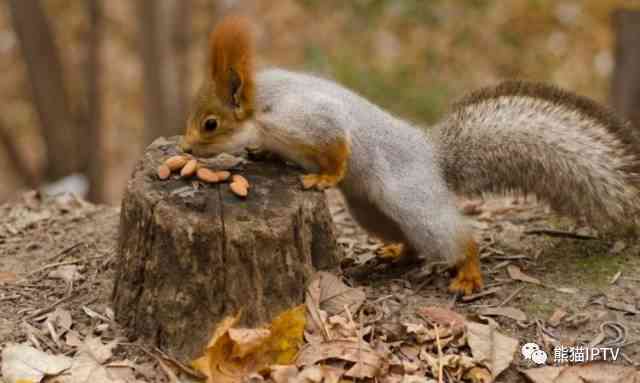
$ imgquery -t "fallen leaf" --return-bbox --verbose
[1,343,72,383]
[79,336,116,364]
[306,272,365,316]
[465,366,493,383]
[193,306,305,383]
[296,339,386,378]
[554,362,639,382]
[296,365,343,383]
[0,271,18,283]
[46,308,73,331]
[418,306,466,334]
[421,353,477,376]
[478,307,527,322]
[547,309,567,327]
[466,322,518,378]
[521,362,640,383]
[521,365,561,383]
[228,328,271,359]
[268,365,299,383]
[507,265,541,285]
[65,331,83,348]
[49,265,82,284]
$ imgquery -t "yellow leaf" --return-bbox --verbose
[229,328,271,359]
[258,305,306,365]
[191,356,210,378]
[191,306,306,383]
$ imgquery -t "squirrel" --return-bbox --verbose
[180,16,640,295]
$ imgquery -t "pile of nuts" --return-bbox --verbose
[158,155,250,198]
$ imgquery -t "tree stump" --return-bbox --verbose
[112,137,340,360]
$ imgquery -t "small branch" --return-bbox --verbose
[524,228,598,240]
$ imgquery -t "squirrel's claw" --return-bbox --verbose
[300,174,340,190]
[377,243,405,261]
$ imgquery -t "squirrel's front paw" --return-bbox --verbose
[300,174,340,190]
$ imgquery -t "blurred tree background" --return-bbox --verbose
[0,0,639,204]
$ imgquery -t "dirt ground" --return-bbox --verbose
[1,187,639,382]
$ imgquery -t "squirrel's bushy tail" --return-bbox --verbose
[436,80,640,225]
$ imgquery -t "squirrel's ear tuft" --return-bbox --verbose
[209,15,255,120]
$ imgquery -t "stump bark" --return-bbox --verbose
[112,137,340,359]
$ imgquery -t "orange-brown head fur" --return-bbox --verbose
[181,16,257,157]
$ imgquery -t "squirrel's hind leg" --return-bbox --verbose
[447,236,483,295]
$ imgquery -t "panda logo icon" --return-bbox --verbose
[531,349,548,365]
[521,343,547,365]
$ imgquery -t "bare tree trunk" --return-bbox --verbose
[0,122,38,189]
[174,0,191,128]
[611,9,640,129]
[86,0,105,203]
[8,0,80,181]
[137,0,190,146]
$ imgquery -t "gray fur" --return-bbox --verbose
[437,81,640,225]
[251,70,639,264]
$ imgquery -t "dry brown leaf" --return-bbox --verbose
[0,271,18,283]
[507,265,542,285]
[521,366,562,383]
[404,322,454,344]
[306,272,365,316]
[418,306,466,334]
[296,339,386,378]
[65,331,83,348]
[421,353,477,378]
[466,322,518,379]
[49,265,82,284]
[268,365,299,383]
[521,362,640,383]
[296,365,343,383]
[1,343,72,383]
[79,336,116,365]
[547,309,567,327]
[555,362,640,383]
[478,306,527,322]
[46,308,73,331]
[346,361,379,379]
[465,366,493,383]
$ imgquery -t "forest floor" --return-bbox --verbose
[0,189,639,382]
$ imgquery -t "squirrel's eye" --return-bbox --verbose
[202,117,218,132]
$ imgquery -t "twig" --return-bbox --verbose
[434,323,444,383]
[497,285,526,307]
[43,242,84,263]
[524,228,598,240]
[23,260,82,279]
[304,290,331,341]
[24,293,75,321]
[460,286,502,303]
